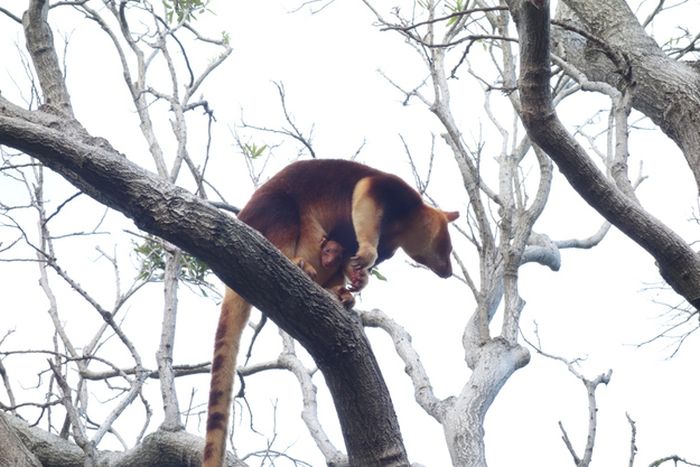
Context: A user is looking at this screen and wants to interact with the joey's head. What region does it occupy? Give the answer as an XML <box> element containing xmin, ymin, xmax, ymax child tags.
<box><xmin>320</xmin><ymin>239</ymin><xmax>344</xmax><ymax>269</ymax></box>
<box><xmin>402</xmin><ymin>206</ymin><xmax>459</xmax><ymax>278</ymax></box>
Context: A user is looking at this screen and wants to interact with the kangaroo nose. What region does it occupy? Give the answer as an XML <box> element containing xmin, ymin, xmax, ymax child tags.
<box><xmin>435</xmin><ymin>262</ymin><xmax>452</xmax><ymax>278</ymax></box>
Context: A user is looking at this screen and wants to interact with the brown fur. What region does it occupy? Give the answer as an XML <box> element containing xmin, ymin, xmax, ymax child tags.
<box><xmin>203</xmin><ymin>159</ymin><xmax>458</xmax><ymax>466</ymax></box>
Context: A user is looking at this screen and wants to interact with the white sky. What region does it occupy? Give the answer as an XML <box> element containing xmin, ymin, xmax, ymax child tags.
<box><xmin>1</xmin><ymin>1</ymin><xmax>699</xmax><ymax>466</ymax></box>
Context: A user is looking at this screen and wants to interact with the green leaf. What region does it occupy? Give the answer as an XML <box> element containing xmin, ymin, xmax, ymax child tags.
<box><xmin>445</xmin><ymin>0</ymin><xmax>464</xmax><ymax>26</ymax></box>
<box><xmin>243</xmin><ymin>142</ymin><xmax>268</xmax><ymax>159</ymax></box>
<box><xmin>370</xmin><ymin>268</ymin><xmax>388</xmax><ymax>282</ymax></box>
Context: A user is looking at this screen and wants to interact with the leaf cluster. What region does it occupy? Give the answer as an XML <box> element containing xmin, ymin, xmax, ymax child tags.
<box><xmin>134</xmin><ymin>237</ymin><xmax>210</xmax><ymax>286</ymax></box>
<box><xmin>162</xmin><ymin>0</ymin><xmax>210</xmax><ymax>24</ymax></box>
<box><xmin>242</xmin><ymin>142</ymin><xmax>268</xmax><ymax>160</ymax></box>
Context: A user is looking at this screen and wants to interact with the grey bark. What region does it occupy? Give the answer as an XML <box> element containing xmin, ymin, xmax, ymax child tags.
<box><xmin>158</xmin><ymin>250</ymin><xmax>184</xmax><ymax>432</ymax></box>
<box><xmin>4</xmin><ymin>410</ymin><xmax>217</xmax><ymax>467</ymax></box>
<box><xmin>443</xmin><ymin>339</ymin><xmax>530</xmax><ymax>466</ymax></box>
<box><xmin>554</xmin><ymin>0</ymin><xmax>700</xmax><ymax>191</ymax></box>
<box><xmin>508</xmin><ymin>0</ymin><xmax>700</xmax><ymax>310</ymax></box>
<box><xmin>0</xmin><ymin>411</ymin><xmax>42</xmax><ymax>467</ymax></box>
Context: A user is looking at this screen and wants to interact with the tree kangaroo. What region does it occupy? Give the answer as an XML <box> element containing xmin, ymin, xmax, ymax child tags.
<box><xmin>203</xmin><ymin>159</ymin><xmax>458</xmax><ymax>466</ymax></box>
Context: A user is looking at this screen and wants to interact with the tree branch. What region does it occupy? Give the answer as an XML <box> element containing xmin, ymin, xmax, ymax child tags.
<box><xmin>554</xmin><ymin>0</ymin><xmax>700</xmax><ymax>190</ymax></box>
<box><xmin>361</xmin><ymin>308</ymin><xmax>452</xmax><ymax>423</ymax></box>
<box><xmin>0</xmin><ymin>107</ymin><xmax>408</xmax><ymax>465</ymax></box>
<box><xmin>509</xmin><ymin>0</ymin><xmax>700</xmax><ymax>310</ymax></box>
<box><xmin>22</xmin><ymin>0</ymin><xmax>74</xmax><ymax>117</ymax></box>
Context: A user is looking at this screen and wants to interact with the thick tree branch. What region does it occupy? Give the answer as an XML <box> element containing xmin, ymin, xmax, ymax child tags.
<box><xmin>508</xmin><ymin>0</ymin><xmax>700</xmax><ymax>310</ymax></box>
<box><xmin>22</xmin><ymin>0</ymin><xmax>74</xmax><ymax>117</ymax></box>
<box><xmin>4</xmin><ymin>410</ymin><xmax>221</xmax><ymax>467</ymax></box>
<box><xmin>0</xmin><ymin>411</ymin><xmax>41</xmax><ymax>467</ymax></box>
<box><xmin>554</xmin><ymin>0</ymin><xmax>700</xmax><ymax>190</ymax></box>
<box><xmin>0</xmin><ymin>108</ymin><xmax>408</xmax><ymax>465</ymax></box>
<box><xmin>6</xmin><ymin>5</ymin><xmax>409</xmax><ymax>462</ymax></box>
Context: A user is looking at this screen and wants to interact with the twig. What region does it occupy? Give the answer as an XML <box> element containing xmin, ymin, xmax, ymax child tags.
<box><xmin>523</xmin><ymin>326</ymin><xmax>611</xmax><ymax>467</ymax></box>
<box><xmin>626</xmin><ymin>413</ymin><xmax>637</xmax><ymax>467</ymax></box>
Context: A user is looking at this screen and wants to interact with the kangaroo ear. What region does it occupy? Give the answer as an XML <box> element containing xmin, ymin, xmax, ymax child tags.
<box><xmin>443</xmin><ymin>210</ymin><xmax>460</xmax><ymax>222</ymax></box>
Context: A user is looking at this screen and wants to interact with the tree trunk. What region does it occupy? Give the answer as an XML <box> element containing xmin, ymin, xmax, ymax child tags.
<box><xmin>443</xmin><ymin>339</ymin><xmax>530</xmax><ymax>467</ymax></box>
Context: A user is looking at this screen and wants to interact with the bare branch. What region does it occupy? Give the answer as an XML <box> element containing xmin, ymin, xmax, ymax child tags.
<box><xmin>649</xmin><ymin>456</ymin><xmax>700</xmax><ymax>467</ymax></box>
<box><xmin>361</xmin><ymin>308</ymin><xmax>451</xmax><ymax>423</ymax></box>
<box><xmin>641</xmin><ymin>0</ymin><xmax>666</xmax><ymax>28</ymax></box>
<box><xmin>555</xmin><ymin>221</ymin><xmax>612</xmax><ymax>249</ymax></box>
<box><xmin>626</xmin><ymin>413</ymin><xmax>637</xmax><ymax>467</ymax></box>
<box><xmin>0</xmin><ymin>331</ymin><xmax>18</xmax><ymax>413</ymax></box>
<box><xmin>157</xmin><ymin>249</ymin><xmax>183</xmax><ymax>431</ymax></box>
<box><xmin>558</xmin><ymin>420</ymin><xmax>581</xmax><ymax>465</ymax></box>
<box><xmin>0</xmin><ymin>5</ymin><xmax>22</xmax><ymax>23</ymax></box>
<box><xmin>239</xmin><ymin>82</ymin><xmax>317</xmax><ymax>159</ymax></box>
<box><xmin>524</xmin><ymin>326</ymin><xmax>611</xmax><ymax>467</ymax></box>
<box><xmin>238</xmin><ymin>331</ymin><xmax>347</xmax><ymax>466</ymax></box>
<box><xmin>48</xmin><ymin>360</ymin><xmax>90</xmax><ymax>454</ymax></box>
<box><xmin>22</xmin><ymin>0</ymin><xmax>75</xmax><ymax>117</ymax></box>
<box><xmin>511</xmin><ymin>0</ymin><xmax>700</xmax><ymax>310</ymax></box>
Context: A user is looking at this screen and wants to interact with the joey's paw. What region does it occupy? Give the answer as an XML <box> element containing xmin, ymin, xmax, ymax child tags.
<box><xmin>293</xmin><ymin>257</ymin><xmax>318</xmax><ymax>280</ymax></box>
<box><xmin>303</xmin><ymin>263</ymin><xmax>319</xmax><ymax>280</ymax></box>
<box><xmin>330</xmin><ymin>285</ymin><xmax>355</xmax><ymax>309</ymax></box>
<box><xmin>339</xmin><ymin>288</ymin><xmax>356</xmax><ymax>309</ymax></box>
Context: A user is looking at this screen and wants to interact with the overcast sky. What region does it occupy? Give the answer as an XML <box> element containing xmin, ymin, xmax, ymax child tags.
<box><xmin>1</xmin><ymin>1</ymin><xmax>699</xmax><ymax>466</ymax></box>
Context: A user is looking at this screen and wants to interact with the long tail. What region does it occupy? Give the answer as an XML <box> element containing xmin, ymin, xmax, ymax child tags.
<box><xmin>203</xmin><ymin>288</ymin><xmax>251</xmax><ymax>467</ymax></box>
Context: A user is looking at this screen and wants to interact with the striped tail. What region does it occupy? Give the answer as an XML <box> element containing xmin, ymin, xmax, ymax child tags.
<box><xmin>202</xmin><ymin>288</ymin><xmax>251</xmax><ymax>467</ymax></box>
